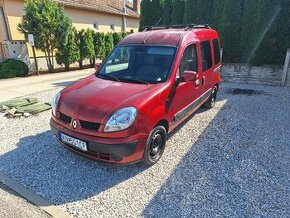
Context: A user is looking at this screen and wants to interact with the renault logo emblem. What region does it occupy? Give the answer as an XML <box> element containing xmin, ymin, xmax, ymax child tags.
<box><xmin>72</xmin><ymin>120</ymin><xmax>78</xmax><ymax>129</ymax></box>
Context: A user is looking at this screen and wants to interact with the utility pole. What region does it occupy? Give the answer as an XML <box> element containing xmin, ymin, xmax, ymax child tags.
<box><xmin>122</xmin><ymin>0</ymin><xmax>127</xmax><ymax>32</ymax></box>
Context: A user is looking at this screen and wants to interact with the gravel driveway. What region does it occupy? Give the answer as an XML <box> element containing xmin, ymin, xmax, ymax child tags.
<box><xmin>0</xmin><ymin>83</ymin><xmax>289</xmax><ymax>217</ymax></box>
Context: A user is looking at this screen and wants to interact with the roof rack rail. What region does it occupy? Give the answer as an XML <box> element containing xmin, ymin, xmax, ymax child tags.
<box><xmin>142</xmin><ymin>24</ymin><xmax>211</xmax><ymax>31</ymax></box>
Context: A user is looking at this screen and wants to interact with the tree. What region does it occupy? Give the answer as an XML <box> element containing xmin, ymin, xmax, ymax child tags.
<box><xmin>56</xmin><ymin>27</ymin><xmax>79</xmax><ymax>71</ymax></box>
<box><xmin>140</xmin><ymin>0</ymin><xmax>150</xmax><ymax>30</ymax></box>
<box><xmin>121</xmin><ymin>32</ymin><xmax>129</xmax><ymax>38</ymax></box>
<box><xmin>196</xmin><ymin>0</ymin><xmax>214</xmax><ymax>24</ymax></box>
<box><xmin>163</xmin><ymin>0</ymin><xmax>173</xmax><ymax>25</ymax></box>
<box><xmin>95</xmin><ymin>32</ymin><xmax>106</xmax><ymax>61</ymax></box>
<box><xmin>219</xmin><ymin>0</ymin><xmax>243</xmax><ymax>62</ymax></box>
<box><xmin>18</xmin><ymin>0</ymin><xmax>71</xmax><ymax>72</ymax></box>
<box><xmin>139</xmin><ymin>0</ymin><xmax>289</xmax><ymax>65</ymax></box>
<box><xmin>171</xmin><ymin>0</ymin><xmax>185</xmax><ymax>24</ymax></box>
<box><xmin>183</xmin><ymin>0</ymin><xmax>198</xmax><ymax>24</ymax></box>
<box><xmin>140</xmin><ymin>0</ymin><xmax>163</xmax><ymax>29</ymax></box>
<box><xmin>75</xmin><ymin>29</ymin><xmax>86</xmax><ymax>68</ymax></box>
<box><xmin>85</xmin><ymin>29</ymin><xmax>96</xmax><ymax>67</ymax></box>
<box><xmin>113</xmin><ymin>32</ymin><xmax>123</xmax><ymax>46</ymax></box>
<box><xmin>243</xmin><ymin>0</ymin><xmax>282</xmax><ymax>65</ymax></box>
<box><xmin>212</xmin><ymin>0</ymin><xmax>225</xmax><ymax>31</ymax></box>
<box><xmin>75</xmin><ymin>29</ymin><xmax>95</xmax><ymax>68</ymax></box>
<box><xmin>104</xmin><ymin>33</ymin><xmax>114</xmax><ymax>57</ymax></box>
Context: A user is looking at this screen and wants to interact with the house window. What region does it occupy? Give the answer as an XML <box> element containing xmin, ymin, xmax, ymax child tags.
<box><xmin>93</xmin><ymin>22</ymin><xmax>99</xmax><ymax>31</ymax></box>
<box><xmin>110</xmin><ymin>24</ymin><xmax>115</xmax><ymax>32</ymax></box>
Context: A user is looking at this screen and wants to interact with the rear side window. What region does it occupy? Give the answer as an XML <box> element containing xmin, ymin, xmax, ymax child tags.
<box><xmin>201</xmin><ymin>41</ymin><xmax>212</xmax><ymax>72</ymax></box>
<box><xmin>213</xmin><ymin>39</ymin><xmax>221</xmax><ymax>64</ymax></box>
<box><xmin>179</xmin><ymin>44</ymin><xmax>198</xmax><ymax>74</ymax></box>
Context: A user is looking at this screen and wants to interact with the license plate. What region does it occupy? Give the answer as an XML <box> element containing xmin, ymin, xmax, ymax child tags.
<box><xmin>59</xmin><ymin>133</ymin><xmax>87</xmax><ymax>151</ymax></box>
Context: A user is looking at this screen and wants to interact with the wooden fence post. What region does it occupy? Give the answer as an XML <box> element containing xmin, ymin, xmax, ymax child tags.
<box><xmin>281</xmin><ymin>48</ymin><xmax>290</xmax><ymax>86</ymax></box>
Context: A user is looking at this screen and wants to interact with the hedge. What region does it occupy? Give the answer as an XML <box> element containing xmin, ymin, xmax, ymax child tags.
<box><xmin>0</xmin><ymin>59</ymin><xmax>29</xmax><ymax>79</ymax></box>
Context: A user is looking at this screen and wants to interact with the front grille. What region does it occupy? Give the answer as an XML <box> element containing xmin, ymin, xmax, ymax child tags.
<box><xmin>80</xmin><ymin>120</ymin><xmax>100</xmax><ymax>131</ymax></box>
<box><xmin>59</xmin><ymin>113</ymin><xmax>72</xmax><ymax>124</ymax></box>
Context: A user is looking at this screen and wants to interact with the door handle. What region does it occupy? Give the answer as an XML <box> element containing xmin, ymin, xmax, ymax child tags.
<box><xmin>202</xmin><ymin>76</ymin><xmax>205</xmax><ymax>85</ymax></box>
<box><xmin>195</xmin><ymin>79</ymin><xmax>200</xmax><ymax>86</ymax></box>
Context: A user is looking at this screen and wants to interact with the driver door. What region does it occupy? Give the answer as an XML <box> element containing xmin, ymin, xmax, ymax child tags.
<box><xmin>169</xmin><ymin>43</ymin><xmax>202</xmax><ymax>124</ymax></box>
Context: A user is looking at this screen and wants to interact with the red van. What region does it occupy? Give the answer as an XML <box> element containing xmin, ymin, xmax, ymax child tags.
<box><xmin>50</xmin><ymin>24</ymin><xmax>222</xmax><ymax>166</ymax></box>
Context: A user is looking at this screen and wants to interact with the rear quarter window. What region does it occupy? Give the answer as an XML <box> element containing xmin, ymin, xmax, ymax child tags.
<box><xmin>201</xmin><ymin>41</ymin><xmax>213</xmax><ymax>72</ymax></box>
<box><xmin>213</xmin><ymin>39</ymin><xmax>221</xmax><ymax>64</ymax></box>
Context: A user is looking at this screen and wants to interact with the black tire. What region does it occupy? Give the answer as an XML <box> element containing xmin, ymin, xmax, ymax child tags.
<box><xmin>142</xmin><ymin>126</ymin><xmax>167</xmax><ymax>166</ymax></box>
<box><xmin>204</xmin><ymin>86</ymin><xmax>218</xmax><ymax>109</ymax></box>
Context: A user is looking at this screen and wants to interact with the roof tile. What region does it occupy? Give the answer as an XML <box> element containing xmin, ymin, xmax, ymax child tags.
<box><xmin>57</xmin><ymin>0</ymin><xmax>139</xmax><ymax>18</ymax></box>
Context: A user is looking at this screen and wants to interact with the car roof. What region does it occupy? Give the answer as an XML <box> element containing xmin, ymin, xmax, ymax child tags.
<box><xmin>119</xmin><ymin>28</ymin><xmax>219</xmax><ymax>46</ymax></box>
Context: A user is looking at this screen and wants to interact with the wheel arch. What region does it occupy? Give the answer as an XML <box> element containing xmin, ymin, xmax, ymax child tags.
<box><xmin>154</xmin><ymin>119</ymin><xmax>169</xmax><ymax>133</ymax></box>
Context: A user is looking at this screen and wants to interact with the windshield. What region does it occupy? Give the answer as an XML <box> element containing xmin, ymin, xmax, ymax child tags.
<box><xmin>97</xmin><ymin>46</ymin><xmax>176</xmax><ymax>84</ymax></box>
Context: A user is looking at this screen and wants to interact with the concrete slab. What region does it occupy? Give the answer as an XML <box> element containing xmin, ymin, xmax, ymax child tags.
<box><xmin>0</xmin><ymin>182</ymin><xmax>51</xmax><ymax>218</ymax></box>
<box><xmin>0</xmin><ymin>69</ymin><xmax>94</xmax><ymax>101</ymax></box>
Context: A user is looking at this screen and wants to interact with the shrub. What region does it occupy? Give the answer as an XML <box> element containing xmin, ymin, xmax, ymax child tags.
<box><xmin>94</xmin><ymin>32</ymin><xmax>106</xmax><ymax>61</ymax></box>
<box><xmin>0</xmin><ymin>59</ymin><xmax>29</xmax><ymax>79</ymax></box>
<box><xmin>56</xmin><ymin>27</ymin><xmax>79</xmax><ymax>71</ymax></box>
<box><xmin>112</xmin><ymin>32</ymin><xmax>123</xmax><ymax>46</ymax></box>
<box><xmin>104</xmin><ymin>32</ymin><xmax>114</xmax><ymax>57</ymax></box>
<box><xmin>85</xmin><ymin>29</ymin><xmax>96</xmax><ymax>67</ymax></box>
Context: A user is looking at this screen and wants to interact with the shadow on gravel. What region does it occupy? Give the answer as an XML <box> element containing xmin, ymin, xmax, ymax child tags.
<box><xmin>1</xmin><ymin>84</ymin><xmax>289</xmax><ymax>215</ymax></box>
<box><xmin>0</xmin><ymin>130</ymin><xmax>147</xmax><ymax>204</ymax></box>
<box><xmin>0</xmin><ymin>96</ymin><xmax>229</xmax><ymax>206</ymax></box>
<box><xmin>143</xmin><ymin>88</ymin><xmax>290</xmax><ymax>217</ymax></box>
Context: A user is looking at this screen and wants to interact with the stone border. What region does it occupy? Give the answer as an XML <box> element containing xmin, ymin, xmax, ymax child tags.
<box><xmin>0</xmin><ymin>171</ymin><xmax>72</xmax><ymax>218</ymax></box>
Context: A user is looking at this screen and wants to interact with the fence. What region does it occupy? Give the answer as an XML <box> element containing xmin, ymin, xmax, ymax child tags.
<box><xmin>221</xmin><ymin>49</ymin><xmax>290</xmax><ymax>87</ymax></box>
<box><xmin>0</xmin><ymin>42</ymin><xmax>9</xmax><ymax>62</ymax></box>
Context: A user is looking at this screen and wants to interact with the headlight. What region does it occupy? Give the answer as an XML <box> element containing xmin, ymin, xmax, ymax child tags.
<box><xmin>52</xmin><ymin>92</ymin><xmax>61</xmax><ymax>116</ymax></box>
<box><xmin>104</xmin><ymin>107</ymin><xmax>137</xmax><ymax>132</ymax></box>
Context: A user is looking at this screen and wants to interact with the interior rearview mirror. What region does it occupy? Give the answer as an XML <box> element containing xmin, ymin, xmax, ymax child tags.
<box><xmin>95</xmin><ymin>63</ymin><xmax>101</xmax><ymax>72</ymax></box>
<box><xmin>181</xmin><ymin>71</ymin><xmax>197</xmax><ymax>82</ymax></box>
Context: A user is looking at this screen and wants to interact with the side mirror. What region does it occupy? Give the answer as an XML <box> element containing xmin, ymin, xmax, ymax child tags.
<box><xmin>95</xmin><ymin>63</ymin><xmax>101</xmax><ymax>72</ymax></box>
<box><xmin>181</xmin><ymin>71</ymin><xmax>197</xmax><ymax>82</ymax></box>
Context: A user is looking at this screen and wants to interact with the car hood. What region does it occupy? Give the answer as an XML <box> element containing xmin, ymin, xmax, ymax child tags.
<box><xmin>59</xmin><ymin>75</ymin><xmax>160</xmax><ymax>123</ymax></box>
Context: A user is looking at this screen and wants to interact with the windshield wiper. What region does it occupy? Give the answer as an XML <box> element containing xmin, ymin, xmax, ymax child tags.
<box><xmin>118</xmin><ymin>77</ymin><xmax>150</xmax><ymax>84</ymax></box>
<box><xmin>97</xmin><ymin>74</ymin><xmax>120</xmax><ymax>82</ymax></box>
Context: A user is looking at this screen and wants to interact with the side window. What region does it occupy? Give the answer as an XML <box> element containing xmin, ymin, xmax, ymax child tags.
<box><xmin>213</xmin><ymin>39</ymin><xmax>221</xmax><ymax>64</ymax></box>
<box><xmin>201</xmin><ymin>41</ymin><xmax>213</xmax><ymax>72</ymax></box>
<box><xmin>178</xmin><ymin>44</ymin><xmax>198</xmax><ymax>77</ymax></box>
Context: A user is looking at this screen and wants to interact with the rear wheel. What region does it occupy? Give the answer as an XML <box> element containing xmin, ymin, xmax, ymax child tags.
<box><xmin>204</xmin><ymin>86</ymin><xmax>218</xmax><ymax>109</ymax></box>
<box><xmin>142</xmin><ymin>126</ymin><xmax>167</xmax><ymax>166</ymax></box>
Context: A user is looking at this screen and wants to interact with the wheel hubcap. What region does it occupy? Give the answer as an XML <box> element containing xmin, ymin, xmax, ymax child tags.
<box><xmin>211</xmin><ymin>89</ymin><xmax>216</xmax><ymax>106</ymax></box>
<box><xmin>149</xmin><ymin>131</ymin><xmax>164</xmax><ymax>158</ymax></box>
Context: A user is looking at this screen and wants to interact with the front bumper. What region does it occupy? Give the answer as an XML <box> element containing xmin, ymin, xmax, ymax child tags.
<box><xmin>50</xmin><ymin>119</ymin><xmax>148</xmax><ymax>164</ymax></box>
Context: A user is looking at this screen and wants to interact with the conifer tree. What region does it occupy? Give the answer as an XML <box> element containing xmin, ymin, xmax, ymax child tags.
<box><xmin>171</xmin><ymin>0</ymin><xmax>185</xmax><ymax>24</ymax></box>
<box><xmin>85</xmin><ymin>29</ymin><xmax>96</xmax><ymax>67</ymax></box>
<box><xmin>183</xmin><ymin>0</ymin><xmax>198</xmax><ymax>24</ymax></box>
<box><xmin>163</xmin><ymin>0</ymin><xmax>173</xmax><ymax>25</ymax></box>
<box><xmin>195</xmin><ymin>0</ymin><xmax>214</xmax><ymax>24</ymax></box>
<box><xmin>219</xmin><ymin>0</ymin><xmax>243</xmax><ymax>62</ymax></box>
<box><xmin>56</xmin><ymin>27</ymin><xmax>79</xmax><ymax>71</ymax></box>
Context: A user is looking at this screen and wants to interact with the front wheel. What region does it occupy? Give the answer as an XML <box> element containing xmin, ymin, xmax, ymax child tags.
<box><xmin>204</xmin><ymin>86</ymin><xmax>218</xmax><ymax>109</ymax></box>
<box><xmin>142</xmin><ymin>126</ymin><xmax>167</xmax><ymax>166</ymax></box>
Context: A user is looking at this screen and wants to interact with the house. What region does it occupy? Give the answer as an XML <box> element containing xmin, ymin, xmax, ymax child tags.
<box><xmin>0</xmin><ymin>0</ymin><xmax>140</xmax><ymax>68</ymax></box>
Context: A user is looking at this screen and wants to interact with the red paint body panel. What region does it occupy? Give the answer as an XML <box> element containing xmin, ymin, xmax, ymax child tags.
<box><xmin>51</xmin><ymin>28</ymin><xmax>222</xmax><ymax>164</ymax></box>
